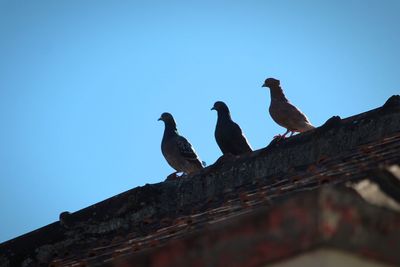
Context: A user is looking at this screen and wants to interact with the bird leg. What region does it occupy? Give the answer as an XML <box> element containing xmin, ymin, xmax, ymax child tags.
<box><xmin>176</xmin><ymin>172</ymin><xmax>187</xmax><ymax>177</ymax></box>
<box><xmin>273</xmin><ymin>129</ymin><xmax>290</xmax><ymax>140</ymax></box>
<box><xmin>166</xmin><ymin>172</ymin><xmax>180</xmax><ymax>181</ymax></box>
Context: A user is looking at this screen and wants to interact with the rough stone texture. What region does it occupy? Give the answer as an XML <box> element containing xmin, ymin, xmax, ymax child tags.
<box><xmin>0</xmin><ymin>95</ymin><xmax>399</xmax><ymax>267</ymax></box>
<box><xmin>106</xmin><ymin>186</ymin><xmax>400</xmax><ymax>267</ymax></box>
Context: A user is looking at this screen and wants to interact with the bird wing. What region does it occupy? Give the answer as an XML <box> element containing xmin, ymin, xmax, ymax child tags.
<box><xmin>271</xmin><ymin>101</ymin><xmax>313</xmax><ymax>130</ymax></box>
<box><xmin>285</xmin><ymin>102</ymin><xmax>311</xmax><ymax>123</ymax></box>
<box><xmin>216</xmin><ymin>120</ymin><xmax>252</xmax><ymax>155</ymax></box>
<box><xmin>230</xmin><ymin>122</ymin><xmax>252</xmax><ymax>152</ymax></box>
<box><xmin>176</xmin><ymin>135</ymin><xmax>201</xmax><ymax>162</ymax></box>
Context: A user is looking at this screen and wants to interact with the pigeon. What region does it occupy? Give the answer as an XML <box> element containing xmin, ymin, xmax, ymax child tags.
<box><xmin>158</xmin><ymin>112</ymin><xmax>204</xmax><ymax>174</ymax></box>
<box><xmin>262</xmin><ymin>78</ymin><xmax>315</xmax><ymax>138</ymax></box>
<box><xmin>211</xmin><ymin>101</ymin><xmax>252</xmax><ymax>155</ymax></box>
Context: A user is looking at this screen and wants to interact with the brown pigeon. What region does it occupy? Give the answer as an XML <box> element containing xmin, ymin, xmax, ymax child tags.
<box><xmin>158</xmin><ymin>112</ymin><xmax>204</xmax><ymax>174</ymax></box>
<box><xmin>211</xmin><ymin>101</ymin><xmax>252</xmax><ymax>155</ymax></box>
<box><xmin>262</xmin><ymin>78</ymin><xmax>314</xmax><ymax>138</ymax></box>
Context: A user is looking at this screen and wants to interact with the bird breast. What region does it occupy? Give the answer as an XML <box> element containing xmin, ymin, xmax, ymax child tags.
<box><xmin>269</xmin><ymin>100</ymin><xmax>291</xmax><ymax>128</ymax></box>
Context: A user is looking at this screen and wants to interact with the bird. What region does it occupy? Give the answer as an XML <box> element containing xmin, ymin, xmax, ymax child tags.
<box><xmin>158</xmin><ymin>112</ymin><xmax>204</xmax><ymax>175</ymax></box>
<box><xmin>262</xmin><ymin>78</ymin><xmax>315</xmax><ymax>138</ymax></box>
<box><xmin>211</xmin><ymin>101</ymin><xmax>252</xmax><ymax>155</ymax></box>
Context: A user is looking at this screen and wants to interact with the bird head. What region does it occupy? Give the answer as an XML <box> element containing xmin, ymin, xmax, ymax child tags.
<box><xmin>158</xmin><ymin>112</ymin><xmax>177</xmax><ymax>129</ymax></box>
<box><xmin>211</xmin><ymin>101</ymin><xmax>230</xmax><ymax>113</ymax></box>
<box><xmin>262</xmin><ymin>78</ymin><xmax>280</xmax><ymax>88</ymax></box>
<box><xmin>158</xmin><ymin>112</ymin><xmax>174</xmax><ymax>123</ymax></box>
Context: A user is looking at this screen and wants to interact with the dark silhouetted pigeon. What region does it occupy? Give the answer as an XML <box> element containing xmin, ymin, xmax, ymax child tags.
<box><xmin>211</xmin><ymin>101</ymin><xmax>252</xmax><ymax>155</ymax></box>
<box><xmin>262</xmin><ymin>78</ymin><xmax>315</xmax><ymax>138</ymax></box>
<box><xmin>158</xmin><ymin>112</ymin><xmax>204</xmax><ymax>174</ymax></box>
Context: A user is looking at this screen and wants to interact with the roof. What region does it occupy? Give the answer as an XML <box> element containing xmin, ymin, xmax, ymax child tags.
<box><xmin>0</xmin><ymin>95</ymin><xmax>399</xmax><ymax>267</ymax></box>
<box><xmin>102</xmin><ymin>186</ymin><xmax>400</xmax><ymax>267</ymax></box>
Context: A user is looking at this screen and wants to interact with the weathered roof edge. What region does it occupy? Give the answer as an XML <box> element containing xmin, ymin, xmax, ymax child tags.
<box><xmin>105</xmin><ymin>186</ymin><xmax>400</xmax><ymax>267</ymax></box>
<box><xmin>0</xmin><ymin>95</ymin><xmax>399</xmax><ymax>266</ymax></box>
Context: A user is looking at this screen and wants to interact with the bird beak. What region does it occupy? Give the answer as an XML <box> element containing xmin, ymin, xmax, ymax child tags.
<box><xmin>211</xmin><ymin>107</ymin><xmax>216</xmax><ymax>111</ymax></box>
<box><xmin>157</xmin><ymin>117</ymin><xmax>162</xmax><ymax>121</ymax></box>
<box><xmin>262</xmin><ymin>83</ymin><xmax>266</xmax><ymax>87</ymax></box>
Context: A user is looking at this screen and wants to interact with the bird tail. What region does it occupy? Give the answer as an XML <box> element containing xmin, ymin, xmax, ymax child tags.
<box><xmin>298</xmin><ymin>121</ymin><xmax>315</xmax><ymax>132</ymax></box>
<box><xmin>303</xmin><ymin>122</ymin><xmax>315</xmax><ymax>131</ymax></box>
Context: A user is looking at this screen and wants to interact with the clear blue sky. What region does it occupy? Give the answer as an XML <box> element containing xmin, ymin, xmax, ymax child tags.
<box><xmin>0</xmin><ymin>0</ymin><xmax>399</xmax><ymax>242</ymax></box>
